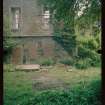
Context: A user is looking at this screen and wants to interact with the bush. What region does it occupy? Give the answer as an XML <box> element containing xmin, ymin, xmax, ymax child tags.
<box><xmin>86</xmin><ymin>50</ymin><xmax>101</xmax><ymax>67</ymax></box>
<box><xmin>38</xmin><ymin>58</ymin><xmax>55</xmax><ymax>66</ymax></box>
<box><xmin>3</xmin><ymin>15</ymin><xmax>16</xmax><ymax>63</ymax></box>
<box><xmin>78</xmin><ymin>44</ymin><xmax>101</xmax><ymax>67</ymax></box>
<box><xmin>77</xmin><ymin>34</ymin><xmax>101</xmax><ymax>68</ymax></box>
<box><xmin>75</xmin><ymin>58</ymin><xmax>91</xmax><ymax>69</ymax></box>
<box><xmin>4</xmin><ymin>64</ymin><xmax>15</xmax><ymax>72</ymax></box>
<box><xmin>90</xmin><ymin>55</ymin><xmax>101</xmax><ymax>67</ymax></box>
<box><xmin>78</xmin><ymin>45</ymin><xmax>90</xmax><ymax>58</ymax></box>
<box><xmin>59</xmin><ymin>57</ymin><xmax>74</xmax><ymax>66</ymax></box>
<box><xmin>20</xmin><ymin>79</ymin><xmax>101</xmax><ymax>105</ymax></box>
<box><xmin>77</xmin><ymin>35</ymin><xmax>99</xmax><ymax>50</ymax></box>
<box><xmin>87</xmin><ymin>39</ymin><xmax>99</xmax><ymax>50</ymax></box>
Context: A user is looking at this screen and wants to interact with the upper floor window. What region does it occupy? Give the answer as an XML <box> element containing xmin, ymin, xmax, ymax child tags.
<box><xmin>11</xmin><ymin>7</ymin><xmax>21</xmax><ymax>31</ymax></box>
<box><xmin>42</xmin><ymin>7</ymin><xmax>50</xmax><ymax>30</ymax></box>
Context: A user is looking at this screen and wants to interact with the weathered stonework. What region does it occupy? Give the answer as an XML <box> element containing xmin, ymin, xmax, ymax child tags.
<box><xmin>3</xmin><ymin>0</ymin><xmax>69</xmax><ymax>64</ymax></box>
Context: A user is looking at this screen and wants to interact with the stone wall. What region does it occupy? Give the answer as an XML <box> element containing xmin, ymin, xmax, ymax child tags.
<box><xmin>11</xmin><ymin>36</ymin><xmax>69</xmax><ymax>64</ymax></box>
<box><xmin>3</xmin><ymin>0</ymin><xmax>69</xmax><ymax>64</ymax></box>
<box><xmin>3</xmin><ymin>0</ymin><xmax>53</xmax><ymax>36</ymax></box>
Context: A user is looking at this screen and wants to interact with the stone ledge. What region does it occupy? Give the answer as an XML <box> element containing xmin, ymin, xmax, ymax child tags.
<box><xmin>5</xmin><ymin>34</ymin><xmax>54</xmax><ymax>38</ymax></box>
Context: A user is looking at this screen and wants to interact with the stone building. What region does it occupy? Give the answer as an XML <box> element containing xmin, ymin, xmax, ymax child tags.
<box><xmin>3</xmin><ymin>0</ymin><xmax>68</xmax><ymax>64</ymax></box>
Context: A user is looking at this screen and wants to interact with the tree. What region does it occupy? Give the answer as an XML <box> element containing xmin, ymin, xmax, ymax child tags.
<box><xmin>39</xmin><ymin>0</ymin><xmax>77</xmax><ymax>56</ymax></box>
<box><xmin>39</xmin><ymin>0</ymin><xmax>101</xmax><ymax>67</ymax></box>
<box><xmin>75</xmin><ymin>0</ymin><xmax>101</xmax><ymax>35</ymax></box>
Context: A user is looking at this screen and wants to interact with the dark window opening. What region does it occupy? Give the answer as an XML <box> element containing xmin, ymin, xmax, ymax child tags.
<box><xmin>23</xmin><ymin>49</ymin><xmax>29</xmax><ymax>64</ymax></box>
<box><xmin>11</xmin><ymin>7</ymin><xmax>21</xmax><ymax>31</ymax></box>
<box><xmin>37</xmin><ymin>41</ymin><xmax>44</xmax><ymax>56</ymax></box>
<box><xmin>42</xmin><ymin>6</ymin><xmax>50</xmax><ymax>29</ymax></box>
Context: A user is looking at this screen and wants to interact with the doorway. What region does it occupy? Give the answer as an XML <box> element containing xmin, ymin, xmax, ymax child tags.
<box><xmin>23</xmin><ymin>49</ymin><xmax>29</xmax><ymax>64</ymax></box>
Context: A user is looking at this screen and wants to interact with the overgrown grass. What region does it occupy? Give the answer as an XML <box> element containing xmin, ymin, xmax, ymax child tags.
<box><xmin>4</xmin><ymin>65</ymin><xmax>101</xmax><ymax>105</ymax></box>
<box><xmin>22</xmin><ymin>79</ymin><xmax>101</xmax><ymax>105</ymax></box>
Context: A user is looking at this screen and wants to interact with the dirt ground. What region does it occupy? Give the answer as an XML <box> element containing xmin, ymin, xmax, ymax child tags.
<box><xmin>4</xmin><ymin>65</ymin><xmax>101</xmax><ymax>91</ymax></box>
<box><xmin>32</xmin><ymin>71</ymin><xmax>70</xmax><ymax>90</ymax></box>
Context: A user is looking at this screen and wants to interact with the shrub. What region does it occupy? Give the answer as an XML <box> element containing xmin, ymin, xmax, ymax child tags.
<box><xmin>3</xmin><ymin>15</ymin><xmax>16</xmax><ymax>63</ymax></box>
<box><xmin>77</xmin><ymin>35</ymin><xmax>99</xmax><ymax>50</ymax></box>
<box><xmin>78</xmin><ymin>44</ymin><xmax>101</xmax><ymax>67</ymax></box>
<box><xmin>20</xmin><ymin>79</ymin><xmax>101</xmax><ymax>105</ymax></box>
<box><xmin>85</xmin><ymin>50</ymin><xmax>101</xmax><ymax>67</ymax></box>
<box><xmin>75</xmin><ymin>58</ymin><xmax>91</xmax><ymax>69</ymax></box>
<box><xmin>90</xmin><ymin>55</ymin><xmax>101</xmax><ymax>67</ymax></box>
<box><xmin>4</xmin><ymin>64</ymin><xmax>15</xmax><ymax>72</ymax></box>
<box><xmin>87</xmin><ymin>39</ymin><xmax>98</xmax><ymax>50</ymax></box>
<box><xmin>38</xmin><ymin>58</ymin><xmax>55</xmax><ymax>66</ymax></box>
<box><xmin>59</xmin><ymin>57</ymin><xmax>74</xmax><ymax>66</ymax></box>
<box><xmin>78</xmin><ymin>45</ymin><xmax>90</xmax><ymax>59</ymax></box>
<box><xmin>78</xmin><ymin>45</ymin><xmax>99</xmax><ymax>58</ymax></box>
<box><xmin>77</xmin><ymin>34</ymin><xmax>101</xmax><ymax>68</ymax></box>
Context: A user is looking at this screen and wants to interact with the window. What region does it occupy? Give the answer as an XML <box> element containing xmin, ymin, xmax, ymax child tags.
<box><xmin>37</xmin><ymin>41</ymin><xmax>42</xmax><ymax>48</ymax></box>
<box><xmin>23</xmin><ymin>49</ymin><xmax>29</xmax><ymax>64</ymax></box>
<box><xmin>37</xmin><ymin>41</ymin><xmax>44</xmax><ymax>56</ymax></box>
<box><xmin>11</xmin><ymin>7</ymin><xmax>21</xmax><ymax>31</ymax></box>
<box><xmin>42</xmin><ymin>7</ymin><xmax>50</xmax><ymax>29</ymax></box>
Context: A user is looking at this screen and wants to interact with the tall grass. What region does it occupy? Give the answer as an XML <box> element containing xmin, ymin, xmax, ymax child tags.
<box><xmin>4</xmin><ymin>65</ymin><xmax>101</xmax><ymax>105</ymax></box>
<box><xmin>21</xmin><ymin>79</ymin><xmax>101</xmax><ymax>105</ymax></box>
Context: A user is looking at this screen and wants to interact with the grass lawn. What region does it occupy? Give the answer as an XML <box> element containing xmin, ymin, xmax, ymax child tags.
<box><xmin>4</xmin><ymin>65</ymin><xmax>101</xmax><ymax>105</ymax></box>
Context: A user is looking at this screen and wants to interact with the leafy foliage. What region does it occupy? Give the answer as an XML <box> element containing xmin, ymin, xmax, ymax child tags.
<box><xmin>20</xmin><ymin>79</ymin><xmax>101</xmax><ymax>105</ymax></box>
<box><xmin>39</xmin><ymin>0</ymin><xmax>101</xmax><ymax>64</ymax></box>
<box><xmin>39</xmin><ymin>0</ymin><xmax>77</xmax><ymax>56</ymax></box>
<box><xmin>4</xmin><ymin>64</ymin><xmax>15</xmax><ymax>72</ymax></box>
<box><xmin>4</xmin><ymin>65</ymin><xmax>101</xmax><ymax>105</ymax></box>
<box><xmin>75</xmin><ymin>58</ymin><xmax>91</xmax><ymax>69</ymax></box>
<box><xmin>77</xmin><ymin>35</ymin><xmax>101</xmax><ymax>68</ymax></box>
<box><xmin>38</xmin><ymin>58</ymin><xmax>55</xmax><ymax>66</ymax></box>
<box><xmin>3</xmin><ymin>15</ymin><xmax>16</xmax><ymax>62</ymax></box>
<box><xmin>59</xmin><ymin>57</ymin><xmax>74</xmax><ymax>66</ymax></box>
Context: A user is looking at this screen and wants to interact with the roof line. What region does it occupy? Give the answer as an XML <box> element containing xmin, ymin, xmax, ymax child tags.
<box><xmin>6</xmin><ymin>35</ymin><xmax>54</xmax><ymax>38</ymax></box>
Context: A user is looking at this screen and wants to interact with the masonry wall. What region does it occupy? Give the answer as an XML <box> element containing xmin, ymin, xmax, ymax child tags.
<box><xmin>3</xmin><ymin>0</ymin><xmax>53</xmax><ymax>36</ymax></box>
<box><xmin>11</xmin><ymin>36</ymin><xmax>69</xmax><ymax>64</ymax></box>
<box><xmin>3</xmin><ymin>0</ymin><xmax>69</xmax><ymax>64</ymax></box>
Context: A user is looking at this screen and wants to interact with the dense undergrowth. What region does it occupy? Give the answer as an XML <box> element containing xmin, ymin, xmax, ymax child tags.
<box><xmin>4</xmin><ymin>79</ymin><xmax>101</xmax><ymax>105</ymax></box>
<box><xmin>18</xmin><ymin>79</ymin><xmax>100</xmax><ymax>105</ymax></box>
<box><xmin>4</xmin><ymin>65</ymin><xmax>101</xmax><ymax>105</ymax></box>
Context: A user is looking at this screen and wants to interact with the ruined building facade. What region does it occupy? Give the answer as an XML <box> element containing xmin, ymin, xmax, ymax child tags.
<box><xmin>3</xmin><ymin>0</ymin><xmax>68</xmax><ymax>64</ymax></box>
